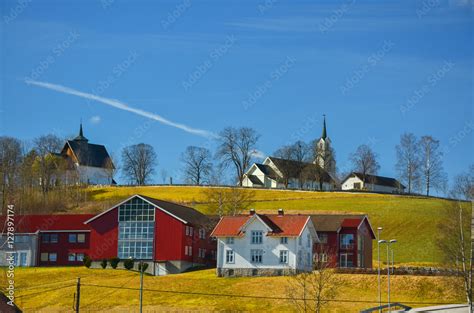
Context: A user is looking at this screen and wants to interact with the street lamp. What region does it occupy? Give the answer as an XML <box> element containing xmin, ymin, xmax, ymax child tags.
<box><xmin>379</xmin><ymin>239</ymin><xmax>397</xmax><ymax>312</ymax></box>
<box><xmin>377</xmin><ymin>227</ymin><xmax>383</xmax><ymax>312</ymax></box>
<box><xmin>130</xmin><ymin>257</ymin><xmax>144</xmax><ymax>313</ymax></box>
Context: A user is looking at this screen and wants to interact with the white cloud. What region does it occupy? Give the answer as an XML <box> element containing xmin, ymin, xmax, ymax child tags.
<box><xmin>90</xmin><ymin>115</ymin><xmax>101</xmax><ymax>124</ymax></box>
<box><xmin>251</xmin><ymin>149</ymin><xmax>266</xmax><ymax>160</ymax></box>
<box><xmin>25</xmin><ymin>79</ymin><xmax>218</xmax><ymax>139</ymax></box>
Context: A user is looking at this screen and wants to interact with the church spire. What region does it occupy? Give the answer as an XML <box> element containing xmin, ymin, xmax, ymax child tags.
<box><xmin>321</xmin><ymin>114</ymin><xmax>327</xmax><ymax>139</ymax></box>
<box><xmin>74</xmin><ymin>122</ymin><xmax>89</xmax><ymax>142</ymax></box>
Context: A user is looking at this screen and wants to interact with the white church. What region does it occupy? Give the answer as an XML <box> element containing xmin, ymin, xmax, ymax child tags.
<box><xmin>242</xmin><ymin>116</ymin><xmax>337</xmax><ymax>191</ymax></box>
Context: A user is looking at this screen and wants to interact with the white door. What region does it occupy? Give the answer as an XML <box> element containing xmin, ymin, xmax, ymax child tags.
<box><xmin>20</xmin><ymin>252</ymin><xmax>28</xmax><ymax>266</ymax></box>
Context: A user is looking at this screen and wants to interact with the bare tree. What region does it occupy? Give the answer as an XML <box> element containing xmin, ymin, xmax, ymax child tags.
<box><xmin>349</xmin><ymin>144</ymin><xmax>380</xmax><ymax>184</ymax></box>
<box><xmin>395</xmin><ymin>133</ymin><xmax>421</xmax><ymax>194</ymax></box>
<box><xmin>216</xmin><ymin>127</ymin><xmax>260</xmax><ymax>186</ymax></box>
<box><xmin>287</xmin><ymin>256</ymin><xmax>340</xmax><ymax>313</ymax></box>
<box><xmin>181</xmin><ymin>146</ymin><xmax>212</xmax><ymax>185</ymax></box>
<box><xmin>121</xmin><ymin>143</ymin><xmax>157</xmax><ymax>185</ymax></box>
<box><xmin>451</xmin><ymin>164</ymin><xmax>473</xmax><ymax>201</ymax></box>
<box><xmin>160</xmin><ymin>169</ymin><xmax>168</xmax><ymax>184</ymax></box>
<box><xmin>274</xmin><ymin>145</ymin><xmax>296</xmax><ymax>188</ymax></box>
<box><xmin>0</xmin><ymin>137</ymin><xmax>23</xmax><ymax>210</ymax></box>
<box><xmin>202</xmin><ymin>187</ymin><xmax>255</xmax><ymax>217</ymax></box>
<box><xmin>33</xmin><ymin>134</ymin><xmax>63</xmax><ymax>194</ymax></box>
<box><xmin>103</xmin><ymin>154</ymin><xmax>117</xmax><ymax>185</ymax></box>
<box><xmin>418</xmin><ymin>136</ymin><xmax>446</xmax><ymax>196</ymax></box>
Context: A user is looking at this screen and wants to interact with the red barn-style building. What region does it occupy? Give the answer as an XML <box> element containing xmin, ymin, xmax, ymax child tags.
<box><xmin>84</xmin><ymin>194</ymin><xmax>217</xmax><ymax>275</ymax></box>
<box><xmin>311</xmin><ymin>214</ymin><xmax>375</xmax><ymax>268</ymax></box>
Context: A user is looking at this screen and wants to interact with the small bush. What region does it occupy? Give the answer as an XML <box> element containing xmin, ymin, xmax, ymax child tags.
<box><xmin>124</xmin><ymin>258</ymin><xmax>134</xmax><ymax>270</ymax></box>
<box><xmin>110</xmin><ymin>257</ymin><xmax>120</xmax><ymax>269</ymax></box>
<box><xmin>100</xmin><ymin>259</ymin><xmax>107</xmax><ymax>269</ymax></box>
<box><xmin>83</xmin><ymin>255</ymin><xmax>92</xmax><ymax>268</ymax></box>
<box><xmin>138</xmin><ymin>262</ymin><xmax>149</xmax><ymax>273</ymax></box>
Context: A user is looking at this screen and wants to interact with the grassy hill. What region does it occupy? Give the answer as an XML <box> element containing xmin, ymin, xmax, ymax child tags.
<box><xmin>77</xmin><ymin>186</ymin><xmax>466</xmax><ymax>265</ymax></box>
<box><xmin>11</xmin><ymin>267</ymin><xmax>463</xmax><ymax>312</ymax></box>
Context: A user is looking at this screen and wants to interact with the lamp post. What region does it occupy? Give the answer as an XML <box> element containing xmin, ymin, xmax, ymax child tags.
<box><xmin>377</xmin><ymin>227</ymin><xmax>383</xmax><ymax>312</ymax></box>
<box><xmin>139</xmin><ymin>260</ymin><xmax>144</xmax><ymax>313</ymax></box>
<box><xmin>379</xmin><ymin>239</ymin><xmax>397</xmax><ymax>312</ymax></box>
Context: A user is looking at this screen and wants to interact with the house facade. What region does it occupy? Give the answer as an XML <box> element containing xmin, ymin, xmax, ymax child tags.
<box><xmin>341</xmin><ymin>172</ymin><xmax>405</xmax><ymax>193</ymax></box>
<box><xmin>311</xmin><ymin>214</ymin><xmax>375</xmax><ymax>268</ymax></box>
<box><xmin>0</xmin><ymin>214</ymin><xmax>94</xmax><ymax>267</ymax></box>
<box><xmin>59</xmin><ymin>124</ymin><xmax>115</xmax><ymax>185</ymax></box>
<box><xmin>84</xmin><ymin>194</ymin><xmax>217</xmax><ymax>275</ymax></box>
<box><xmin>211</xmin><ymin>209</ymin><xmax>318</xmax><ymax>277</ymax></box>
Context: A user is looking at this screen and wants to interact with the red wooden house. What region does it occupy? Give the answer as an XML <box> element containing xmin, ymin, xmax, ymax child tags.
<box><xmin>310</xmin><ymin>214</ymin><xmax>375</xmax><ymax>268</ymax></box>
<box><xmin>84</xmin><ymin>194</ymin><xmax>217</xmax><ymax>275</ymax></box>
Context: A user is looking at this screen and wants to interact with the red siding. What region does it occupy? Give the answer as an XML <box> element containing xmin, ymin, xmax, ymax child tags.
<box><xmin>154</xmin><ymin>209</ymin><xmax>185</xmax><ymax>261</ymax></box>
<box><xmin>38</xmin><ymin>232</ymin><xmax>90</xmax><ymax>266</ymax></box>
<box><xmin>88</xmin><ymin>209</ymin><xmax>118</xmax><ymax>260</ymax></box>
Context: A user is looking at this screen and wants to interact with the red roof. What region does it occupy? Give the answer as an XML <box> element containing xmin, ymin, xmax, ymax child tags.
<box><xmin>0</xmin><ymin>214</ymin><xmax>94</xmax><ymax>233</ymax></box>
<box><xmin>210</xmin><ymin>214</ymin><xmax>310</xmax><ymax>237</ymax></box>
<box><xmin>341</xmin><ymin>218</ymin><xmax>363</xmax><ymax>228</ymax></box>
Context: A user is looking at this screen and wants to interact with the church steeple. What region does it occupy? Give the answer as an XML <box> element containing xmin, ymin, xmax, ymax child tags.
<box><xmin>74</xmin><ymin>122</ymin><xmax>89</xmax><ymax>142</ymax></box>
<box><xmin>321</xmin><ymin>114</ymin><xmax>327</xmax><ymax>139</ymax></box>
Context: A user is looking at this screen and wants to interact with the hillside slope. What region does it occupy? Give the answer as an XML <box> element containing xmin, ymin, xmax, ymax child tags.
<box><xmin>80</xmin><ymin>186</ymin><xmax>464</xmax><ymax>265</ymax></box>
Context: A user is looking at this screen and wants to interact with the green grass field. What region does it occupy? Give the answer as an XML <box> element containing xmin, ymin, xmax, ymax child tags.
<box><xmin>80</xmin><ymin>186</ymin><xmax>465</xmax><ymax>265</ymax></box>
<box><xmin>9</xmin><ymin>267</ymin><xmax>464</xmax><ymax>312</ymax></box>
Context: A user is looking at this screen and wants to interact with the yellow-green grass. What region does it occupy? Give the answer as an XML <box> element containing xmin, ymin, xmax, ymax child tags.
<box><xmin>9</xmin><ymin>267</ymin><xmax>464</xmax><ymax>312</ymax></box>
<box><xmin>82</xmin><ymin>186</ymin><xmax>467</xmax><ymax>265</ymax></box>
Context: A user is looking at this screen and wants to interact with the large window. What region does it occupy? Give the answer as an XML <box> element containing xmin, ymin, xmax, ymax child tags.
<box><xmin>251</xmin><ymin>231</ymin><xmax>263</xmax><ymax>244</ymax></box>
<box><xmin>340</xmin><ymin>234</ymin><xmax>355</xmax><ymax>250</ymax></box>
<box><xmin>118</xmin><ymin>197</ymin><xmax>155</xmax><ymax>260</ymax></box>
<box><xmin>279</xmin><ymin>250</ymin><xmax>288</xmax><ymax>264</ymax></box>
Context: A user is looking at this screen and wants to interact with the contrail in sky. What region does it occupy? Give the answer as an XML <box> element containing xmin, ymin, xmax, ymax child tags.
<box><xmin>25</xmin><ymin>79</ymin><xmax>218</xmax><ymax>139</ymax></box>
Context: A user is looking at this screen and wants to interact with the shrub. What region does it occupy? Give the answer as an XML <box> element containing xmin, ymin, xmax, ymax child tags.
<box><xmin>83</xmin><ymin>255</ymin><xmax>92</xmax><ymax>268</ymax></box>
<box><xmin>110</xmin><ymin>257</ymin><xmax>120</xmax><ymax>269</ymax></box>
<box><xmin>100</xmin><ymin>259</ymin><xmax>107</xmax><ymax>269</ymax></box>
<box><xmin>124</xmin><ymin>258</ymin><xmax>134</xmax><ymax>270</ymax></box>
<box><xmin>138</xmin><ymin>262</ymin><xmax>149</xmax><ymax>273</ymax></box>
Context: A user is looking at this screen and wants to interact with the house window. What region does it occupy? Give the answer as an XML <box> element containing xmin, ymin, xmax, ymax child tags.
<box><xmin>251</xmin><ymin>231</ymin><xmax>263</xmax><ymax>244</ymax></box>
<box><xmin>40</xmin><ymin>253</ymin><xmax>48</xmax><ymax>262</ymax></box>
<box><xmin>280</xmin><ymin>237</ymin><xmax>288</xmax><ymax>244</ymax></box>
<box><xmin>185</xmin><ymin>226</ymin><xmax>194</xmax><ymax>237</ymax></box>
<box><xmin>117</xmin><ymin>197</ymin><xmax>155</xmax><ymax>260</ymax></box>
<box><xmin>76</xmin><ymin>253</ymin><xmax>84</xmax><ymax>261</ymax></box>
<box><xmin>199</xmin><ymin>228</ymin><xmax>206</xmax><ymax>239</ymax></box>
<box><xmin>185</xmin><ymin>246</ymin><xmax>193</xmax><ymax>256</ymax></box>
<box><xmin>49</xmin><ymin>253</ymin><xmax>57</xmax><ymax>262</ymax></box>
<box><xmin>340</xmin><ymin>253</ymin><xmax>353</xmax><ymax>268</ymax></box>
<box><xmin>77</xmin><ymin>234</ymin><xmax>86</xmax><ymax>243</ymax></box>
<box><xmin>250</xmin><ymin>249</ymin><xmax>263</xmax><ymax>263</ymax></box>
<box><xmin>320</xmin><ymin>253</ymin><xmax>328</xmax><ymax>263</ymax></box>
<box><xmin>340</xmin><ymin>234</ymin><xmax>355</xmax><ymax>250</ymax></box>
<box><xmin>318</xmin><ymin>233</ymin><xmax>328</xmax><ymax>244</ymax></box>
<box><xmin>279</xmin><ymin>250</ymin><xmax>288</xmax><ymax>264</ymax></box>
<box><xmin>68</xmin><ymin>253</ymin><xmax>76</xmax><ymax>262</ymax></box>
<box><xmin>198</xmin><ymin>248</ymin><xmax>206</xmax><ymax>258</ymax></box>
<box><xmin>69</xmin><ymin>234</ymin><xmax>77</xmax><ymax>243</ymax></box>
<box><xmin>354</xmin><ymin>182</ymin><xmax>361</xmax><ymax>189</ymax></box>
<box><xmin>226</xmin><ymin>250</ymin><xmax>234</xmax><ymax>263</ymax></box>
<box><xmin>50</xmin><ymin>234</ymin><xmax>58</xmax><ymax>243</ymax></box>
<box><xmin>14</xmin><ymin>235</ymin><xmax>28</xmax><ymax>243</ymax></box>
<box><xmin>226</xmin><ymin>237</ymin><xmax>234</xmax><ymax>244</ymax></box>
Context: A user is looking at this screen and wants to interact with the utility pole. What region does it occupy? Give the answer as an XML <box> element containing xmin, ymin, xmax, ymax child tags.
<box><xmin>75</xmin><ymin>277</ymin><xmax>81</xmax><ymax>313</ymax></box>
<box><xmin>377</xmin><ymin>227</ymin><xmax>383</xmax><ymax>312</ymax></box>
<box><xmin>139</xmin><ymin>261</ymin><xmax>144</xmax><ymax>313</ymax></box>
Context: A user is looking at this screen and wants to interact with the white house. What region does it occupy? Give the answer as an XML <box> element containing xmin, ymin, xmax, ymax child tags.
<box><xmin>241</xmin><ymin>157</ymin><xmax>336</xmax><ymax>191</ymax></box>
<box><xmin>210</xmin><ymin>209</ymin><xmax>318</xmax><ymax>277</ymax></box>
<box><xmin>59</xmin><ymin>124</ymin><xmax>115</xmax><ymax>185</ymax></box>
<box><xmin>341</xmin><ymin>172</ymin><xmax>405</xmax><ymax>193</ymax></box>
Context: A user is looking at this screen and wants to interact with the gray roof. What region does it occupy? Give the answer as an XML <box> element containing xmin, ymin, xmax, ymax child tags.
<box><xmin>139</xmin><ymin>195</ymin><xmax>211</xmax><ymax>226</ymax></box>
<box><xmin>310</xmin><ymin>214</ymin><xmax>365</xmax><ymax>232</ymax></box>
<box><xmin>347</xmin><ymin>172</ymin><xmax>405</xmax><ymax>189</ymax></box>
<box><xmin>62</xmin><ymin>140</ymin><xmax>113</xmax><ymax>168</ymax></box>
<box><xmin>247</xmin><ymin>175</ymin><xmax>264</xmax><ymax>185</ymax></box>
<box><xmin>254</xmin><ymin>163</ymin><xmax>279</xmax><ymax>180</ymax></box>
<box><xmin>268</xmin><ymin>157</ymin><xmax>334</xmax><ymax>183</ymax></box>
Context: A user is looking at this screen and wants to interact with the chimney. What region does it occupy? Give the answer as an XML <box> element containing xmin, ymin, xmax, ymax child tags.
<box><xmin>249</xmin><ymin>209</ymin><xmax>256</xmax><ymax>216</ymax></box>
<box><xmin>278</xmin><ymin>208</ymin><xmax>284</xmax><ymax>216</ymax></box>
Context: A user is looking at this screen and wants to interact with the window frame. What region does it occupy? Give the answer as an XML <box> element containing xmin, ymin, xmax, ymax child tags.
<box><xmin>279</xmin><ymin>250</ymin><xmax>289</xmax><ymax>264</ymax></box>
<box><xmin>251</xmin><ymin>231</ymin><xmax>263</xmax><ymax>244</ymax></box>
<box><xmin>68</xmin><ymin>253</ymin><xmax>76</xmax><ymax>262</ymax></box>
<box><xmin>250</xmin><ymin>249</ymin><xmax>263</xmax><ymax>263</ymax></box>
<box><xmin>280</xmin><ymin>237</ymin><xmax>288</xmax><ymax>244</ymax></box>
<box><xmin>68</xmin><ymin>234</ymin><xmax>77</xmax><ymax>243</ymax></box>
<box><xmin>49</xmin><ymin>253</ymin><xmax>57</xmax><ymax>262</ymax></box>
<box><xmin>226</xmin><ymin>237</ymin><xmax>234</xmax><ymax>244</ymax></box>
<box><xmin>225</xmin><ymin>249</ymin><xmax>234</xmax><ymax>264</ymax></box>
<box><xmin>77</xmin><ymin>233</ymin><xmax>86</xmax><ymax>243</ymax></box>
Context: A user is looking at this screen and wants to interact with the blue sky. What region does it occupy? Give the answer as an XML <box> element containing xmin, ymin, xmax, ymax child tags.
<box><xmin>1</xmin><ymin>0</ymin><xmax>472</xmax><ymax>187</ymax></box>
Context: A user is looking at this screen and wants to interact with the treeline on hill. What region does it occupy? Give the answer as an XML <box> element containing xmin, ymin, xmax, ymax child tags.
<box><xmin>0</xmin><ymin>127</ymin><xmax>472</xmax><ymax>212</ymax></box>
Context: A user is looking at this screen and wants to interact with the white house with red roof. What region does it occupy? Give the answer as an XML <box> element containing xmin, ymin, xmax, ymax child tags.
<box><xmin>210</xmin><ymin>209</ymin><xmax>318</xmax><ymax>277</ymax></box>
